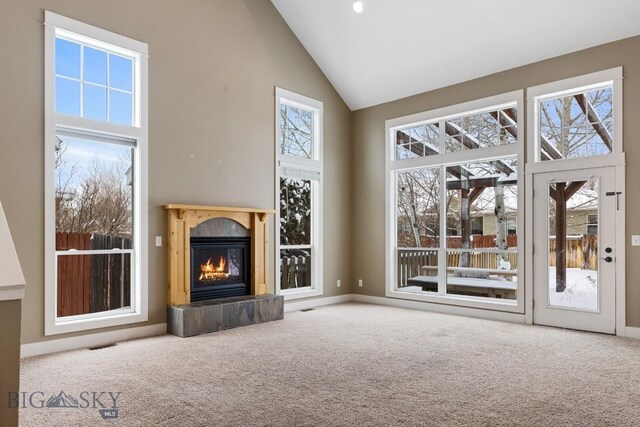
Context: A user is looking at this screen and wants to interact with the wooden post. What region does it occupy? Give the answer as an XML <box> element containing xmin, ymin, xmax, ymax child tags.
<box><xmin>460</xmin><ymin>188</ymin><xmax>471</xmax><ymax>268</ymax></box>
<box><xmin>555</xmin><ymin>182</ymin><xmax>567</xmax><ymax>292</ymax></box>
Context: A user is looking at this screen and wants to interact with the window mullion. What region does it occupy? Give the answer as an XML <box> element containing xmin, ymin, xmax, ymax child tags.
<box><xmin>438</xmin><ymin>164</ymin><xmax>447</xmax><ymax>295</ymax></box>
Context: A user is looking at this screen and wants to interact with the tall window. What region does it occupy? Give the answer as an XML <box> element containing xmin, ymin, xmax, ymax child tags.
<box><xmin>387</xmin><ymin>92</ymin><xmax>524</xmax><ymax>312</ymax></box>
<box><xmin>275</xmin><ymin>88</ymin><xmax>323</xmax><ymax>299</ymax></box>
<box><xmin>45</xmin><ymin>12</ymin><xmax>148</xmax><ymax>335</ymax></box>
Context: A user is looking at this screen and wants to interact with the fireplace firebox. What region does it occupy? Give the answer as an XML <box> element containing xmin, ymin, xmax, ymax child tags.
<box><xmin>190</xmin><ymin>237</ymin><xmax>251</xmax><ymax>301</ymax></box>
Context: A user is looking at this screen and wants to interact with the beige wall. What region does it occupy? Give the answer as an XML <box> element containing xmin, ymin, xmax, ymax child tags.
<box><xmin>0</xmin><ymin>0</ymin><xmax>352</xmax><ymax>345</ymax></box>
<box><xmin>0</xmin><ymin>300</ymin><xmax>21</xmax><ymax>426</ymax></box>
<box><xmin>351</xmin><ymin>36</ymin><xmax>640</xmax><ymax>326</ymax></box>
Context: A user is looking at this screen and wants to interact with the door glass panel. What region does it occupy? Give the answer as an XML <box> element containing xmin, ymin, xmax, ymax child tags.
<box><xmin>547</xmin><ymin>178</ymin><xmax>599</xmax><ymax>311</ymax></box>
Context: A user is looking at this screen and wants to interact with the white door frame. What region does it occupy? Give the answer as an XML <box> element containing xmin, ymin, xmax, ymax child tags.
<box><xmin>525</xmin><ymin>163</ymin><xmax>626</xmax><ymax>335</ymax></box>
<box><xmin>533</xmin><ymin>167</ymin><xmax>616</xmax><ymax>333</ymax></box>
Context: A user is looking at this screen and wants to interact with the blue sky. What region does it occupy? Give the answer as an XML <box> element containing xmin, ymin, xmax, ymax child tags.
<box><xmin>55</xmin><ymin>37</ymin><xmax>133</xmax><ymax>126</ymax></box>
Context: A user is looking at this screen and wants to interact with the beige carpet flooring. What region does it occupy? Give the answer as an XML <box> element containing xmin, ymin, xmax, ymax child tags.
<box><xmin>20</xmin><ymin>302</ymin><xmax>640</xmax><ymax>426</ymax></box>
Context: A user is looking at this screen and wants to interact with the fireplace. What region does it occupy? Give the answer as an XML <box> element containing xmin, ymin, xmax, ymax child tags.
<box><xmin>165</xmin><ymin>205</ymin><xmax>282</xmax><ymax>337</ymax></box>
<box><xmin>164</xmin><ymin>204</ymin><xmax>274</xmax><ymax>305</ymax></box>
<box><xmin>190</xmin><ymin>237</ymin><xmax>251</xmax><ymax>301</ymax></box>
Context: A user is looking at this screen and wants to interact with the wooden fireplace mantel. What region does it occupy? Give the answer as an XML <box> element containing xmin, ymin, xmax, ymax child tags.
<box><xmin>164</xmin><ymin>204</ymin><xmax>275</xmax><ymax>305</ymax></box>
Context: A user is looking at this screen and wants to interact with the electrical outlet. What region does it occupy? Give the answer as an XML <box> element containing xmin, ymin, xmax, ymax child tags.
<box><xmin>155</xmin><ymin>236</ymin><xmax>163</xmax><ymax>247</ymax></box>
<box><xmin>337</xmin><ymin>279</ymin><xmax>341</xmax><ymax>288</ymax></box>
<box><xmin>633</xmin><ymin>235</ymin><xmax>640</xmax><ymax>246</ymax></box>
<box><xmin>358</xmin><ymin>279</ymin><xmax>363</xmax><ymax>287</ymax></box>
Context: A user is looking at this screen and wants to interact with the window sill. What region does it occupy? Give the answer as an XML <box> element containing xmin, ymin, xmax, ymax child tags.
<box><xmin>280</xmin><ymin>287</ymin><xmax>323</xmax><ymax>301</ymax></box>
<box><xmin>386</xmin><ymin>288</ymin><xmax>522</xmax><ymax>313</ymax></box>
<box><xmin>46</xmin><ymin>309</ymin><xmax>148</xmax><ymax>336</ymax></box>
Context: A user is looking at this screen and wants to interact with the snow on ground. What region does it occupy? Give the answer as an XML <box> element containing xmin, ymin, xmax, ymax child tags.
<box><xmin>548</xmin><ymin>267</ymin><xmax>598</xmax><ymax>311</ymax></box>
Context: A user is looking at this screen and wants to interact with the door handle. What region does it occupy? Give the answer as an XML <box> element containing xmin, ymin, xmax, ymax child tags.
<box><xmin>600</xmin><ymin>256</ymin><xmax>613</xmax><ymax>263</ymax></box>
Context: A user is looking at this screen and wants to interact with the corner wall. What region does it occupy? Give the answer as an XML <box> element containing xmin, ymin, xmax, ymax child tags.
<box><xmin>0</xmin><ymin>300</ymin><xmax>21</xmax><ymax>426</ymax></box>
<box><xmin>0</xmin><ymin>0</ymin><xmax>352</xmax><ymax>346</ymax></box>
<box><xmin>351</xmin><ymin>36</ymin><xmax>640</xmax><ymax>326</ymax></box>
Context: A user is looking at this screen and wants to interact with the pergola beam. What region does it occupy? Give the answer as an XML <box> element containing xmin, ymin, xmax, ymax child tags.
<box><xmin>500</xmin><ymin>108</ymin><xmax>562</xmax><ymax>161</ymax></box>
<box><xmin>548</xmin><ymin>180</ymin><xmax>585</xmax><ymax>201</ymax></box>
<box><xmin>469</xmin><ymin>187</ymin><xmax>485</xmax><ymax>204</ymax></box>
<box><xmin>574</xmin><ymin>93</ymin><xmax>613</xmax><ymax>151</ymax></box>
<box><xmin>443</xmin><ymin>121</ymin><xmax>515</xmax><ymax>176</ymax></box>
<box><xmin>446</xmin><ymin>176</ymin><xmax>517</xmax><ymax>190</ymax></box>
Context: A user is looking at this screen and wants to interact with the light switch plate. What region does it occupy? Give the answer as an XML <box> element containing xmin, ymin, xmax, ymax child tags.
<box><xmin>155</xmin><ymin>236</ymin><xmax>163</xmax><ymax>247</ymax></box>
<box><xmin>632</xmin><ymin>235</ymin><xmax>640</xmax><ymax>246</ymax></box>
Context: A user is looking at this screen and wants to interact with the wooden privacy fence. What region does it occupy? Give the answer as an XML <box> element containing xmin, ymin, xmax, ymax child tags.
<box><xmin>548</xmin><ymin>235</ymin><xmax>598</xmax><ymax>270</ymax></box>
<box><xmin>280</xmin><ymin>251</ymin><xmax>311</xmax><ymax>290</ymax></box>
<box><xmin>56</xmin><ymin>232</ymin><xmax>131</xmax><ymax>317</ymax></box>
<box><xmin>420</xmin><ymin>235</ymin><xmax>517</xmax><ymax>249</ymax></box>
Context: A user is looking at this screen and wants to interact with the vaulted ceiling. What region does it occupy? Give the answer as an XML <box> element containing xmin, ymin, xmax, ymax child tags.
<box><xmin>271</xmin><ymin>0</ymin><xmax>640</xmax><ymax>110</ymax></box>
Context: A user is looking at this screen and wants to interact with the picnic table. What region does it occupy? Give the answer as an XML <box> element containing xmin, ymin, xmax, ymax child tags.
<box><xmin>421</xmin><ymin>265</ymin><xmax>517</xmax><ymax>280</ymax></box>
<box><xmin>406</xmin><ymin>275</ymin><xmax>517</xmax><ymax>299</ymax></box>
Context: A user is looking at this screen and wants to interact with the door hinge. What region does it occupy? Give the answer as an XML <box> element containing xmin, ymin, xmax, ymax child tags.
<box><xmin>532</xmin><ymin>244</ymin><xmax>535</xmax><ymax>254</ymax></box>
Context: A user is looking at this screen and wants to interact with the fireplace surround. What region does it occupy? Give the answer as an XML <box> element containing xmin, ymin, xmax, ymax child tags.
<box><xmin>164</xmin><ymin>204</ymin><xmax>275</xmax><ymax>305</ymax></box>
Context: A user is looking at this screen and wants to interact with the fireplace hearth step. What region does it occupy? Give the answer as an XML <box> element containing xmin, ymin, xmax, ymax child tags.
<box><xmin>167</xmin><ymin>294</ymin><xmax>284</xmax><ymax>338</ymax></box>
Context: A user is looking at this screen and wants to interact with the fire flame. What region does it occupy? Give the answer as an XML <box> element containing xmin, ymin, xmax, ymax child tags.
<box><xmin>199</xmin><ymin>256</ymin><xmax>230</xmax><ymax>281</ymax></box>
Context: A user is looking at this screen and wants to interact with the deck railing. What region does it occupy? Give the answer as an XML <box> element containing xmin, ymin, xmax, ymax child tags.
<box><xmin>397</xmin><ymin>234</ymin><xmax>596</xmax><ymax>288</ymax></box>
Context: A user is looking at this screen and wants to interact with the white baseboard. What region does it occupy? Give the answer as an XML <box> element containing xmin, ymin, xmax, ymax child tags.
<box><xmin>351</xmin><ymin>294</ymin><xmax>527</xmax><ymax>324</ymax></box>
<box><xmin>284</xmin><ymin>294</ymin><xmax>352</xmax><ymax>313</ymax></box>
<box><xmin>624</xmin><ymin>326</ymin><xmax>640</xmax><ymax>339</ymax></box>
<box><xmin>21</xmin><ymin>323</ymin><xmax>167</xmax><ymax>359</ymax></box>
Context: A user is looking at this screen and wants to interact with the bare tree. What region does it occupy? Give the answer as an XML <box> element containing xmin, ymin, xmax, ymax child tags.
<box><xmin>55</xmin><ymin>141</ymin><xmax>132</xmax><ymax>240</ymax></box>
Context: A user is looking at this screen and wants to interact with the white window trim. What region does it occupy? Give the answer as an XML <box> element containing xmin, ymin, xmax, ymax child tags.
<box><xmin>525</xmin><ymin>67</ymin><xmax>624</xmax><ymax>175</ymax></box>
<box><xmin>274</xmin><ymin>88</ymin><xmax>323</xmax><ymax>300</ymax></box>
<box><xmin>44</xmin><ymin>11</ymin><xmax>149</xmax><ymax>335</ymax></box>
<box><xmin>385</xmin><ymin>90</ymin><xmax>525</xmax><ymax>313</ymax></box>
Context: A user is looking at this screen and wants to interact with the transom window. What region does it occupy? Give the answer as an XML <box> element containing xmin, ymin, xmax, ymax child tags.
<box><xmin>528</xmin><ymin>67</ymin><xmax>623</xmax><ymax>170</ymax></box>
<box><xmin>55</xmin><ymin>34</ymin><xmax>136</xmax><ymax>126</ymax></box>
<box><xmin>538</xmin><ymin>86</ymin><xmax>613</xmax><ymax>160</ymax></box>
<box><xmin>45</xmin><ymin>11</ymin><xmax>148</xmax><ymax>335</ymax></box>
<box><xmin>395</xmin><ymin>105</ymin><xmax>517</xmax><ymax>160</ymax></box>
<box><xmin>279</xmin><ymin>102</ymin><xmax>314</xmax><ymax>159</ymax></box>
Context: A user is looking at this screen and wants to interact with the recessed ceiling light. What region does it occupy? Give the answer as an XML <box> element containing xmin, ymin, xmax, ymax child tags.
<box><xmin>353</xmin><ymin>1</ymin><xmax>364</xmax><ymax>14</ymax></box>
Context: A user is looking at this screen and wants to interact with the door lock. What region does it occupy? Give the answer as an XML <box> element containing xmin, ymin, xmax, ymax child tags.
<box><xmin>605</xmin><ymin>247</ymin><xmax>612</xmax><ymax>253</ymax></box>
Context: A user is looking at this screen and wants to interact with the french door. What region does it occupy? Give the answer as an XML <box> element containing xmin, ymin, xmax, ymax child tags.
<box><xmin>533</xmin><ymin>167</ymin><xmax>617</xmax><ymax>334</ymax></box>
